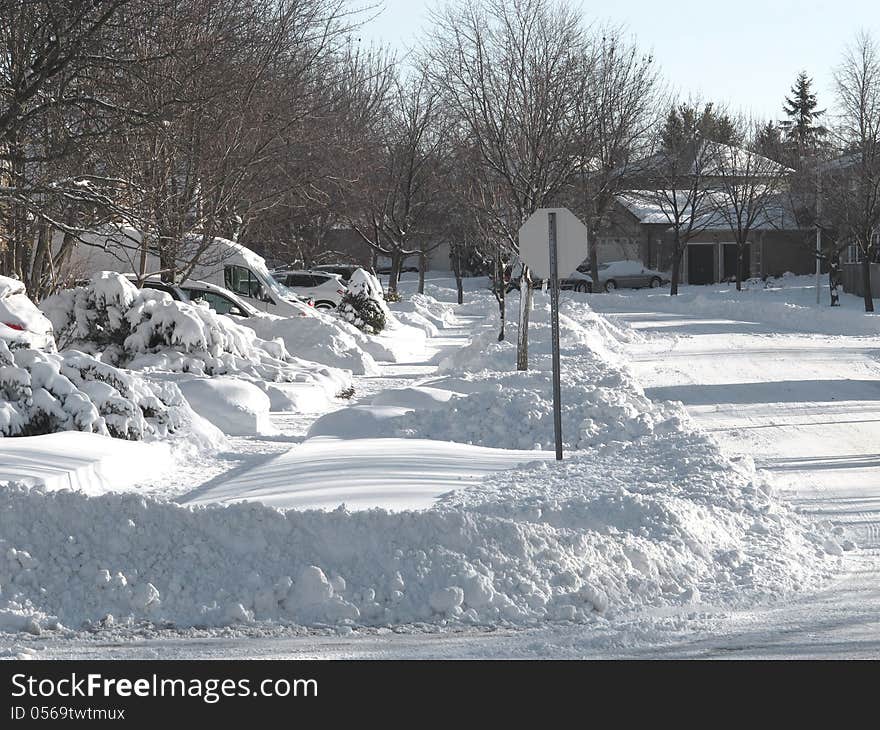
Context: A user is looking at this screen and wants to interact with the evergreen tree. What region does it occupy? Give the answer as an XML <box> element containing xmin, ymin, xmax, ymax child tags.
<box><xmin>660</xmin><ymin>102</ymin><xmax>737</xmax><ymax>152</ymax></box>
<box><xmin>780</xmin><ymin>71</ymin><xmax>828</xmax><ymax>154</ymax></box>
<box><xmin>754</xmin><ymin>120</ymin><xmax>786</xmax><ymax>163</ymax></box>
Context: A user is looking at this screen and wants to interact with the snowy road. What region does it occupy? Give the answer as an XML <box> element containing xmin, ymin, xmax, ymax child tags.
<box><xmin>586</xmin><ymin>301</ymin><xmax>880</xmax><ymax>657</ymax></box>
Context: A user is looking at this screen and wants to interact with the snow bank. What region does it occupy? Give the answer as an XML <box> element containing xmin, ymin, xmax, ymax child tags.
<box><xmin>0</xmin><ymin>438</ymin><xmax>840</xmax><ymax>632</ymax></box>
<box><xmin>184</xmin><ymin>437</ymin><xmax>558</xmax><ymax>511</ymax></box>
<box><xmin>309</xmin><ymin>298</ymin><xmax>677</xmax><ymax>450</ymax></box>
<box><xmin>0</xmin><ymin>290</ymin><xmax>844</xmax><ymax>633</ymax></box>
<box><xmin>0</xmin><ymin>431</ymin><xmax>171</xmax><ymax>495</ymax></box>
<box><xmin>175</xmin><ymin>377</ymin><xmax>276</xmax><ymax>437</ymax></box>
<box><xmin>389</xmin><ymin>293</ymin><xmax>458</xmax><ymax>335</ymax></box>
<box><xmin>600</xmin><ymin>275</ymin><xmax>880</xmax><ymax>337</ymax></box>
<box><xmin>244</xmin><ymin>313</ymin><xmax>379</xmax><ymax>376</ymax></box>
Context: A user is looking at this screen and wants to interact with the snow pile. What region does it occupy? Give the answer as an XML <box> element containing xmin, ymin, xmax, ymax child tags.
<box><xmin>41</xmin><ymin>273</ymin><xmax>353</xmax><ymax>395</ymax></box>
<box><xmin>175</xmin><ymin>377</ymin><xmax>276</xmax><ymax>437</ymax></box>
<box><xmin>244</xmin><ymin>313</ymin><xmax>380</xmax><ymax>376</ymax></box>
<box><xmin>0</xmin><ymin>431</ymin><xmax>174</xmax><ymax>495</ymax></box>
<box><xmin>0</xmin><ymin>339</ymin><xmax>217</xmax><ymax>449</ymax></box>
<box><xmin>386</xmin><ymin>288</ymin><xmax>460</xmax><ymax>337</ymax></box>
<box><xmin>308</xmin><ymin>298</ymin><xmax>673</xmax><ymax>450</ymax></box>
<box><xmin>0</xmin><ymin>289</ymin><xmax>845</xmax><ymax>634</ymax></box>
<box><xmin>0</xmin><ymin>438</ymin><xmax>842</xmax><ymax>632</ymax></box>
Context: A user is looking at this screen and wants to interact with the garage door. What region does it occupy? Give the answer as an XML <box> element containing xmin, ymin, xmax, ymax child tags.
<box><xmin>723</xmin><ymin>243</ymin><xmax>750</xmax><ymax>280</ymax></box>
<box><xmin>687</xmin><ymin>245</ymin><xmax>714</xmax><ymax>285</ymax></box>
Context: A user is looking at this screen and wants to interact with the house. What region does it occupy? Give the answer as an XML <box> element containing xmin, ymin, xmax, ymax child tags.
<box><xmin>597</xmin><ymin>191</ymin><xmax>817</xmax><ymax>284</ymax></box>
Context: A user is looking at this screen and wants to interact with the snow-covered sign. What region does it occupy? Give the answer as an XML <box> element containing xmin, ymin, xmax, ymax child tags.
<box><xmin>518</xmin><ymin>208</ymin><xmax>588</xmax><ymax>280</ymax></box>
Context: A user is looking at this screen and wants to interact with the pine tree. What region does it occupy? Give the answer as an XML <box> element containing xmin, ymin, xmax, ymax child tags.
<box><xmin>754</xmin><ymin>121</ymin><xmax>785</xmax><ymax>163</ymax></box>
<box><xmin>780</xmin><ymin>71</ymin><xmax>827</xmax><ymax>154</ymax></box>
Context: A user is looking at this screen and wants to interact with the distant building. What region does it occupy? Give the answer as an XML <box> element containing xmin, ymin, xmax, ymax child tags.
<box><xmin>595</xmin><ymin>192</ymin><xmax>816</xmax><ymax>284</ymax></box>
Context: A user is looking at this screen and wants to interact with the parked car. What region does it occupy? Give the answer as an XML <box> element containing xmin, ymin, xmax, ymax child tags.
<box><xmin>0</xmin><ymin>275</ymin><xmax>55</xmax><ymax>351</ymax></box>
<box><xmin>179</xmin><ymin>280</ymin><xmax>263</xmax><ymax>318</ymax></box>
<box><xmin>561</xmin><ymin>270</ymin><xmax>593</xmax><ymax>292</ymax></box>
<box><xmin>270</xmin><ymin>270</ymin><xmax>346</xmax><ymax>309</ymax></box>
<box><xmin>125</xmin><ymin>276</ymin><xmax>191</xmax><ymax>302</ymax></box>
<box><xmin>312</xmin><ymin>264</ymin><xmax>362</xmax><ymax>282</ymax></box>
<box><xmin>579</xmin><ymin>261</ymin><xmax>669</xmax><ymax>292</ymax></box>
<box><xmin>504</xmin><ymin>263</ymin><xmax>593</xmax><ymax>293</ymax></box>
<box><xmin>377</xmin><ymin>264</ymin><xmax>419</xmax><ymax>275</ymax></box>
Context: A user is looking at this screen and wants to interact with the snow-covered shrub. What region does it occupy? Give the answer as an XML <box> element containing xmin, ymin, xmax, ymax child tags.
<box><xmin>0</xmin><ymin>339</ymin><xmax>190</xmax><ymax>440</ymax></box>
<box><xmin>337</xmin><ymin>292</ymin><xmax>387</xmax><ymax>334</ymax></box>
<box><xmin>336</xmin><ymin>269</ymin><xmax>388</xmax><ymax>334</ymax></box>
<box><xmin>41</xmin><ymin>273</ymin><xmax>352</xmax><ymax>390</ymax></box>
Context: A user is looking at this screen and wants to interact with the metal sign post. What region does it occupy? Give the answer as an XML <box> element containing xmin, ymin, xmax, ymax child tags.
<box><xmin>519</xmin><ymin>207</ymin><xmax>587</xmax><ymax>462</ymax></box>
<box><xmin>547</xmin><ymin>212</ymin><xmax>563</xmax><ymax>461</ymax></box>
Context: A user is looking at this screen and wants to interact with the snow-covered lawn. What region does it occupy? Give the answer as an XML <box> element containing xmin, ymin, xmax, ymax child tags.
<box><xmin>1</xmin><ymin>273</ymin><xmax>878</xmax><ymax>657</ymax></box>
<box><xmin>0</xmin><ymin>431</ymin><xmax>172</xmax><ymax>495</ymax></box>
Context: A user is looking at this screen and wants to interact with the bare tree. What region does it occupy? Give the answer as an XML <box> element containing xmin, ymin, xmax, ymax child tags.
<box><xmin>833</xmin><ymin>30</ymin><xmax>880</xmax><ymax>312</ymax></box>
<box><xmin>572</xmin><ymin>27</ymin><xmax>661</xmax><ymax>293</ymax></box>
<box><xmin>425</xmin><ymin>0</ymin><xmax>584</xmax><ymax>369</ymax></box>
<box><xmin>346</xmin><ymin>68</ymin><xmax>447</xmax><ymax>296</ymax></box>
<box><xmin>0</xmin><ymin>0</ymin><xmax>132</xmax><ymax>288</ymax></box>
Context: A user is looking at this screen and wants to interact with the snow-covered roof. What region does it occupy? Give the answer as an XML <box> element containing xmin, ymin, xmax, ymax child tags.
<box><xmin>617</xmin><ymin>189</ymin><xmax>809</xmax><ymax>232</ymax></box>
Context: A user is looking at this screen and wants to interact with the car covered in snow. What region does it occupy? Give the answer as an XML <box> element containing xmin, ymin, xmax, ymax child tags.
<box><xmin>270</xmin><ymin>270</ymin><xmax>347</xmax><ymax>310</ymax></box>
<box><xmin>0</xmin><ymin>275</ymin><xmax>56</xmax><ymax>351</ymax></box>
<box><xmin>124</xmin><ymin>276</ymin><xmax>191</xmax><ymax>302</ymax></box>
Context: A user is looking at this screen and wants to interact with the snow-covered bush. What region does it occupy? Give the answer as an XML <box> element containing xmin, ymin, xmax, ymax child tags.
<box><xmin>0</xmin><ymin>339</ymin><xmax>192</xmax><ymax>440</ymax></box>
<box><xmin>336</xmin><ymin>269</ymin><xmax>388</xmax><ymax>334</ymax></box>
<box><xmin>41</xmin><ymin>273</ymin><xmax>352</xmax><ymax>391</ymax></box>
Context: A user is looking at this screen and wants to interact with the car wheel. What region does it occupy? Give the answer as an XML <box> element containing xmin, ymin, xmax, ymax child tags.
<box><xmin>575</xmin><ymin>281</ymin><xmax>589</xmax><ymax>293</ymax></box>
<box><xmin>604</xmin><ymin>279</ymin><xmax>617</xmax><ymax>292</ymax></box>
<box><xmin>649</xmin><ymin>276</ymin><xmax>662</xmax><ymax>288</ymax></box>
<box><xmin>315</xmin><ymin>301</ymin><xmax>336</xmax><ymax>310</ymax></box>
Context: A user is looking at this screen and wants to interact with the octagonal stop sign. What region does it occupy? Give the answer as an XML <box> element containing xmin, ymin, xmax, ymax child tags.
<box><xmin>518</xmin><ymin>207</ymin><xmax>588</xmax><ymax>280</ymax></box>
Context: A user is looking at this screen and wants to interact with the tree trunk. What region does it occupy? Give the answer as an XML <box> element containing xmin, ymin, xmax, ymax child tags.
<box><xmin>516</xmin><ymin>265</ymin><xmax>531</xmax><ymax>371</ymax></box>
<box><xmin>418</xmin><ymin>249</ymin><xmax>427</xmax><ymax>294</ymax></box>
<box><xmin>588</xmin><ymin>220</ymin><xmax>601</xmax><ymax>295</ymax></box>
<box><xmin>670</xmin><ymin>238</ymin><xmax>683</xmax><ymax>296</ymax></box>
<box><xmin>388</xmin><ymin>250</ymin><xmax>403</xmax><ymax>296</ymax></box>
<box><xmin>861</xmin><ymin>254</ymin><xmax>874</xmax><ymax>312</ymax></box>
<box><xmin>452</xmin><ymin>247</ymin><xmax>464</xmax><ymax>305</ymax></box>
<box><xmin>28</xmin><ymin>220</ymin><xmax>50</xmax><ymax>296</ymax></box>
<box><xmin>494</xmin><ymin>253</ymin><xmax>506</xmax><ymax>341</ymax></box>
<box><xmin>829</xmin><ymin>254</ymin><xmax>840</xmax><ymax>307</ymax></box>
<box><xmin>736</xmin><ymin>242</ymin><xmax>743</xmax><ymax>292</ymax></box>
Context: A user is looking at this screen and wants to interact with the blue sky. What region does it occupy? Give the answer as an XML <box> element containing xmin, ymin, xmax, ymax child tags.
<box><xmin>355</xmin><ymin>0</ymin><xmax>879</xmax><ymax>122</ymax></box>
